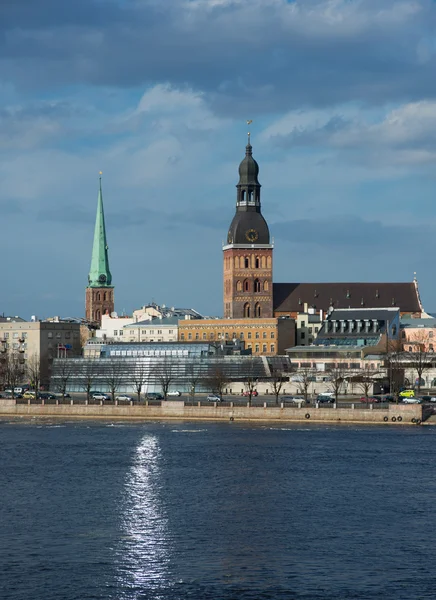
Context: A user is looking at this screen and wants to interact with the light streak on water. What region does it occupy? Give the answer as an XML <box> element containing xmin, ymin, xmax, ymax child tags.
<box><xmin>115</xmin><ymin>435</ymin><xmax>172</xmax><ymax>599</ymax></box>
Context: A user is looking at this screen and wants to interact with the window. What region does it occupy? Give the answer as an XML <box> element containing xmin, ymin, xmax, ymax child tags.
<box><xmin>195</xmin><ymin>333</ymin><xmax>199</xmax><ymax>340</ymax></box>
<box><xmin>248</xmin><ymin>332</ymin><xmax>252</xmax><ymax>339</ymax></box>
<box><xmin>409</xmin><ymin>346</ymin><xmax>412</xmax><ymax>352</ymax></box>
<box><xmin>157</xmin><ymin>330</ymin><xmax>162</xmax><ymax>334</ymax></box>
<box><xmin>150</xmin><ymin>330</ymin><xmax>154</xmax><ymax>335</ymax></box>
<box><xmin>240</xmin><ymin>332</ymin><xmax>244</xmax><ymax>340</ymax></box>
<box><xmin>247</xmin><ymin>343</ymin><xmax>252</xmax><ymax>349</ymax></box>
<box><xmin>315</xmin><ymin>327</ymin><xmax>319</xmax><ymax>333</ymax></box>
<box><xmin>141</xmin><ymin>330</ymin><xmax>147</xmax><ymax>334</ymax></box>
<box><xmin>218</xmin><ymin>333</ymin><xmax>222</xmax><ymax>339</ymax></box>
<box><xmin>244</xmin><ymin>303</ymin><xmax>250</xmax><ymax>318</ymax></box>
<box><xmin>22</xmin><ymin>332</ymin><xmax>27</xmax><ymax>339</ymax></box>
<box><xmin>244</xmin><ymin>280</ymin><xmax>250</xmax><ymax>292</ymax></box>
<box><xmin>119</xmin><ymin>330</ymin><xmax>123</xmax><ymax>336</ymax></box>
<box><xmin>210</xmin><ymin>333</ymin><xmax>215</xmax><ymax>339</ymax></box>
<box><xmin>12</xmin><ymin>343</ymin><xmax>19</xmax><ymax>349</ymax></box>
<box><xmin>254</xmin><ymin>303</ymin><xmax>261</xmax><ymax>318</ymax></box>
<box><xmin>203</xmin><ymin>332</ymin><xmax>207</xmax><ymax>340</ymax></box>
<box><xmin>430</xmin><ymin>331</ymin><xmax>434</xmax><ymax>338</ymax></box>
<box><xmin>225</xmin><ymin>333</ymin><xmax>229</xmax><ymax>339</ymax></box>
<box><xmin>271</xmin><ymin>332</ymin><xmax>275</xmax><ymax>339</ymax></box>
<box><xmin>65</xmin><ymin>332</ymin><xmax>71</xmax><ymax>339</ymax></box>
<box><xmin>188</xmin><ymin>333</ymin><xmax>192</xmax><ymax>340</ymax></box>
<box><xmin>13</xmin><ymin>332</ymin><xmax>18</xmax><ymax>339</ymax></box>
<box><xmin>244</xmin><ymin>257</ymin><xmax>249</xmax><ymax>268</ymax></box>
<box><xmin>56</xmin><ymin>332</ymin><xmax>61</xmax><ymax>338</ymax></box>
<box><xmin>430</xmin><ymin>344</ymin><xmax>434</xmax><ymax>352</ymax></box>
<box><xmin>255</xmin><ymin>257</ymin><xmax>260</xmax><ymax>268</ymax></box>
<box><xmin>255</xmin><ymin>331</ymin><xmax>260</xmax><ymax>339</ymax></box>
<box><xmin>301</xmin><ymin>332</ymin><xmax>305</xmax><ymax>339</ymax></box>
<box><xmin>263</xmin><ymin>331</ymin><xmax>267</xmax><ymax>339</ymax></box>
<box><xmin>308</xmin><ymin>327</ymin><xmax>312</xmax><ymax>334</ymax></box>
<box><xmin>270</xmin><ymin>344</ymin><xmax>275</xmax><ymax>353</ymax></box>
<box><xmin>309</xmin><ymin>338</ymin><xmax>313</xmax><ymax>344</ymax></box>
<box><xmin>169</xmin><ymin>330</ymin><xmax>173</xmax><ymax>334</ymax></box>
<box><xmin>263</xmin><ymin>344</ymin><xmax>267</xmax><ymax>353</ymax></box>
<box><xmin>254</xmin><ymin>279</ymin><xmax>261</xmax><ymax>292</ymax></box>
<box><xmin>301</xmin><ymin>321</ymin><xmax>306</xmax><ymax>327</ymax></box>
<box><xmin>181</xmin><ymin>333</ymin><xmax>185</xmax><ymax>340</ymax></box>
<box><xmin>4</xmin><ymin>333</ymin><xmax>9</xmax><ymax>339</ymax></box>
<box><xmin>255</xmin><ymin>344</ymin><xmax>260</xmax><ymax>353</ymax></box>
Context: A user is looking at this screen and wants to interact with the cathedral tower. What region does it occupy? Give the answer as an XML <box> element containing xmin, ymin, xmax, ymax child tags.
<box><xmin>85</xmin><ymin>176</ymin><xmax>114</xmax><ymax>322</ymax></box>
<box><xmin>223</xmin><ymin>137</ymin><xmax>273</xmax><ymax>318</ymax></box>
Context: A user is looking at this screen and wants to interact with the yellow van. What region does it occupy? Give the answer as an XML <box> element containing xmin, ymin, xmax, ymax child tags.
<box><xmin>399</xmin><ymin>389</ymin><xmax>415</xmax><ymax>398</ymax></box>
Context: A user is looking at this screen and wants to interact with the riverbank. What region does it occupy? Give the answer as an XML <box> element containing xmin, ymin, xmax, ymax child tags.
<box><xmin>0</xmin><ymin>399</ymin><xmax>426</xmax><ymax>425</ymax></box>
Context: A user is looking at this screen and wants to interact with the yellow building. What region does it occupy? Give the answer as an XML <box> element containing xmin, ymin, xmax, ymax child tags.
<box><xmin>178</xmin><ymin>318</ymin><xmax>295</xmax><ymax>356</ymax></box>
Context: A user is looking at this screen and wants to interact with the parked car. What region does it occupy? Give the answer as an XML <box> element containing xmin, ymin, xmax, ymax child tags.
<box><xmin>89</xmin><ymin>391</ymin><xmax>103</xmax><ymax>397</ymax></box>
<box><xmin>39</xmin><ymin>393</ymin><xmax>56</xmax><ymax>400</ymax></box>
<box><xmin>280</xmin><ymin>395</ymin><xmax>305</xmax><ymax>403</ymax></box>
<box><xmin>399</xmin><ymin>390</ymin><xmax>415</xmax><ymax>398</ymax></box>
<box><xmin>167</xmin><ymin>391</ymin><xmax>182</xmax><ymax>397</ymax></box>
<box><xmin>92</xmin><ymin>393</ymin><xmax>110</xmax><ymax>401</ymax></box>
<box><xmin>242</xmin><ymin>390</ymin><xmax>258</xmax><ymax>397</ymax></box>
<box><xmin>402</xmin><ymin>397</ymin><xmax>422</xmax><ymax>404</ymax></box>
<box><xmin>419</xmin><ymin>395</ymin><xmax>436</xmax><ymax>403</ymax></box>
<box><xmin>23</xmin><ymin>391</ymin><xmax>36</xmax><ymax>399</ymax></box>
<box><xmin>146</xmin><ymin>392</ymin><xmax>164</xmax><ymax>400</ymax></box>
<box><xmin>116</xmin><ymin>395</ymin><xmax>133</xmax><ymax>401</ymax></box>
<box><xmin>360</xmin><ymin>396</ymin><xmax>380</xmax><ymax>403</ymax></box>
<box><xmin>316</xmin><ymin>394</ymin><xmax>335</xmax><ymax>404</ymax></box>
<box><xmin>207</xmin><ymin>394</ymin><xmax>222</xmax><ymax>402</ymax></box>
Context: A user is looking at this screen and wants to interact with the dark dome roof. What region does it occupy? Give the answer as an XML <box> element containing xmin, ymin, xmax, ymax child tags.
<box><xmin>227</xmin><ymin>210</ymin><xmax>270</xmax><ymax>245</ymax></box>
<box><xmin>238</xmin><ymin>144</ymin><xmax>259</xmax><ymax>185</ymax></box>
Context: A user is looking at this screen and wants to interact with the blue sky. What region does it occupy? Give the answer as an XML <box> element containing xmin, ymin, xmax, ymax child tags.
<box><xmin>2</xmin><ymin>0</ymin><xmax>436</xmax><ymax>319</ymax></box>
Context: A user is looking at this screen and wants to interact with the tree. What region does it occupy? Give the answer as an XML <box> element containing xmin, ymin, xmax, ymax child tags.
<box><xmin>205</xmin><ymin>363</ymin><xmax>229</xmax><ymax>400</ymax></box>
<box><xmin>53</xmin><ymin>359</ymin><xmax>74</xmax><ymax>397</ymax></box>
<box><xmin>80</xmin><ymin>360</ymin><xmax>97</xmax><ymax>401</ymax></box>
<box><xmin>384</xmin><ymin>339</ymin><xmax>405</xmax><ymax>402</ymax></box>
<box><xmin>327</xmin><ymin>361</ymin><xmax>349</xmax><ymax>404</ymax></box>
<box><xmin>1</xmin><ymin>351</ymin><xmax>24</xmax><ymax>398</ymax></box>
<box><xmin>239</xmin><ymin>358</ymin><xmax>258</xmax><ymax>405</ymax></box>
<box><xmin>269</xmin><ymin>364</ymin><xmax>286</xmax><ymax>405</ymax></box>
<box><xmin>154</xmin><ymin>357</ymin><xmax>177</xmax><ymax>400</ymax></box>
<box><xmin>405</xmin><ymin>330</ymin><xmax>433</xmax><ymax>394</ymax></box>
<box><xmin>26</xmin><ymin>353</ymin><xmax>41</xmax><ymax>399</ymax></box>
<box><xmin>186</xmin><ymin>361</ymin><xmax>203</xmax><ymax>400</ymax></box>
<box><xmin>354</xmin><ymin>365</ymin><xmax>380</xmax><ymax>399</ymax></box>
<box><xmin>104</xmin><ymin>359</ymin><xmax>124</xmax><ymax>402</ymax></box>
<box><xmin>131</xmin><ymin>360</ymin><xmax>148</xmax><ymax>403</ymax></box>
<box><xmin>294</xmin><ymin>366</ymin><xmax>316</xmax><ymax>403</ymax></box>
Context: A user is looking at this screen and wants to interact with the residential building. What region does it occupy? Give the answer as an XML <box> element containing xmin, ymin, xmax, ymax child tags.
<box><xmin>0</xmin><ymin>316</ymin><xmax>82</xmax><ymax>387</ymax></box>
<box><xmin>401</xmin><ymin>317</ymin><xmax>436</xmax><ymax>352</ymax></box>
<box><xmin>295</xmin><ymin>305</ymin><xmax>323</xmax><ymax>346</ymax></box>
<box><xmin>123</xmin><ymin>316</ymin><xmax>180</xmax><ymax>343</ymax></box>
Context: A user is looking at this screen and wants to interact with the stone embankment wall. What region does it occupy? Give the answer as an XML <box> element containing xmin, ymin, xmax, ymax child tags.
<box><xmin>0</xmin><ymin>399</ymin><xmax>424</xmax><ymax>424</ymax></box>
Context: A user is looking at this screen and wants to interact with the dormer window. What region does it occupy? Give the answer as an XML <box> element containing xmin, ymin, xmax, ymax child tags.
<box><xmin>346</xmin><ymin>290</ymin><xmax>350</xmax><ymax>298</ymax></box>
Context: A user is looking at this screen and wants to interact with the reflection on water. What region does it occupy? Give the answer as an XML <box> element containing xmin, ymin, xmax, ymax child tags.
<box><xmin>116</xmin><ymin>435</ymin><xmax>171</xmax><ymax>598</ymax></box>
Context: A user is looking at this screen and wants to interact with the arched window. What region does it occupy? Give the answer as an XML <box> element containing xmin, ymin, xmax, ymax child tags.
<box><xmin>95</xmin><ymin>309</ymin><xmax>101</xmax><ymax>321</ymax></box>
<box><xmin>244</xmin><ymin>257</ymin><xmax>249</xmax><ymax>268</ymax></box>
<box><xmin>244</xmin><ymin>280</ymin><xmax>250</xmax><ymax>292</ymax></box>
<box><xmin>255</xmin><ymin>303</ymin><xmax>261</xmax><ymax>318</ymax></box>
<box><xmin>248</xmin><ymin>191</ymin><xmax>253</xmax><ymax>203</ymax></box>
<box><xmin>264</xmin><ymin>281</ymin><xmax>269</xmax><ymax>292</ymax></box>
<box><xmin>96</xmin><ymin>292</ymin><xmax>101</xmax><ymax>301</ymax></box>
<box><xmin>244</xmin><ymin>303</ymin><xmax>250</xmax><ymax>318</ymax></box>
<box><xmin>103</xmin><ymin>292</ymin><xmax>107</xmax><ymax>301</ymax></box>
<box><xmin>241</xmin><ymin>190</ymin><xmax>245</xmax><ymax>203</ymax></box>
<box><xmin>236</xmin><ymin>281</ymin><xmax>242</xmax><ymax>292</ymax></box>
<box><xmin>261</xmin><ymin>256</ymin><xmax>266</xmax><ymax>268</ymax></box>
<box><xmin>254</xmin><ymin>279</ymin><xmax>261</xmax><ymax>292</ymax></box>
<box><xmin>255</xmin><ymin>257</ymin><xmax>260</xmax><ymax>269</ymax></box>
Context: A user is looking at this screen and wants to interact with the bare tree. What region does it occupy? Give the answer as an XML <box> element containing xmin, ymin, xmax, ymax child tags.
<box><xmin>131</xmin><ymin>360</ymin><xmax>148</xmax><ymax>403</ymax></box>
<box><xmin>239</xmin><ymin>358</ymin><xmax>259</xmax><ymax>405</ymax></box>
<box><xmin>327</xmin><ymin>361</ymin><xmax>349</xmax><ymax>404</ymax></box>
<box><xmin>354</xmin><ymin>365</ymin><xmax>380</xmax><ymax>399</ymax></box>
<box><xmin>186</xmin><ymin>361</ymin><xmax>203</xmax><ymax>399</ymax></box>
<box><xmin>205</xmin><ymin>363</ymin><xmax>229</xmax><ymax>400</ymax></box>
<box><xmin>104</xmin><ymin>359</ymin><xmax>124</xmax><ymax>401</ymax></box>
<box><xmin>2</xmin><ymin>351</ymin><xmax>24</xmax><ymax>398</ymax></box>
<box><xmin>295</xmin><ymin>366</ymin><xmax>316</xmax><ymax>403</ymax></box>
<box><xmin>405</xmin><ymin>330</ymin><xmax>432</xmax><ymax>394</ymax></box>
<box><xmin>269</xmin><ymin>364</ymin><xmax>286</xmax><ymax>405</ymax></box>
<box><xmin>26</xmin><ymin>353</ymin><xmax>41</xmax><ymax>399</ymax></box>
<box><xmin>80</xmin><ymin>360</ymin><xmax>97</xmax><ymax>401</ymax></box>
<box><xmin>384</xmin><ymin>338</ymin><xmax>404</xmax><ymax>400</ymax></box>
<box><xmin>154</xmin><ymin>357</ymin><xmax>177</xmax><ymax>400</ymax></box>
<box><xmin>53</xmin><ymin>359</ymin><xmax>74</xmax><ymax>397</ymax></box>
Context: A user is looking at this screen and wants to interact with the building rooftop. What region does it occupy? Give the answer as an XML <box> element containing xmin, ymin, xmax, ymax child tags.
<box><xmin>124</xmin><ymin>316</ymin><xmax>181</xmax><ymax>329</ymax></box>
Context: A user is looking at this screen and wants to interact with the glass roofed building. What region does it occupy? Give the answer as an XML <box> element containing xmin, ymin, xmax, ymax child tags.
<box><xmin>51</xmin><ymin>341</ymin><xmax>291</xmax><ymax>394</ymax></box>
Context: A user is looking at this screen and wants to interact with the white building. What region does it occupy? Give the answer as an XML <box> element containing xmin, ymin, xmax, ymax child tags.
<box><xmin>123</xmin><ymin>316</ymin><xmax>181</xmax><ymax>343</ymax></box>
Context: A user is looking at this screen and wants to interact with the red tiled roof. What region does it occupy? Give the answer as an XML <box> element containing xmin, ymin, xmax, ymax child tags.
<box><xmin>273</xmin><ymin>282</ymin><xmax>421</xmax><ymax>314</ymax></box>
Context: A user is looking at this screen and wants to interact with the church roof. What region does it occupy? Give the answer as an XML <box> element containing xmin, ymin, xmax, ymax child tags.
<box><xmin>273</xmin><ymin>282</ymin><xmax>422</xmax><ymax>314</ymax></box>
<box><xmin>88</xmin><ymin>176</ymin><xmax>112</xmax><ymax>288</ymax></box>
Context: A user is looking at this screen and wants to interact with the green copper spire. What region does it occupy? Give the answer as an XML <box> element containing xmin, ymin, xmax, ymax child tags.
<box><xmin>88</xmin><ymin>175</ymin><xmax>113</xmax><ymax>288</ymax></box>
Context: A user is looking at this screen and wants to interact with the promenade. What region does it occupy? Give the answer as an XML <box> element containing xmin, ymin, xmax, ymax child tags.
<box><xmin>0</xmin><ymin>397</ymin><xmax>428</xmax><ymax>425</ymax></box>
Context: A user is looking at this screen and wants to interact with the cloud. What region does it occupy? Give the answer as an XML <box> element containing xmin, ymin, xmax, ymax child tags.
<box><xmin>1</xmin><ymin>0</ymin><xmax>436</xmax><ymax>115</ymax></box>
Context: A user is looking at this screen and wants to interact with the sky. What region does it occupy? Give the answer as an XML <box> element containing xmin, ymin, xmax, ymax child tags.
<box><xmin>2</xmin><ymin>0</ymin><xmax>436</xmax><ymax>319</ymax></box>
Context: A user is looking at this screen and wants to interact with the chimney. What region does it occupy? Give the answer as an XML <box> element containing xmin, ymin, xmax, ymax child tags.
<box><xmin>303</xmin><ymin>302</ymin><xmax>308</xmax><ymax>313</ymax></box>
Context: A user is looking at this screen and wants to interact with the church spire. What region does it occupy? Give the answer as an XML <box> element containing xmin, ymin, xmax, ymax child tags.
<box><xmin>88</xmin><ymin>174</ymin><xmax>112</xmax><ymax>287</ymax></box>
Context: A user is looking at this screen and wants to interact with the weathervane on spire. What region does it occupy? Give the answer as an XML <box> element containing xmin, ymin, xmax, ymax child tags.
<box><xmin>247</xmin><ymin>119</ymin><xmax>253</xmax><ymax>145</ymax></box>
